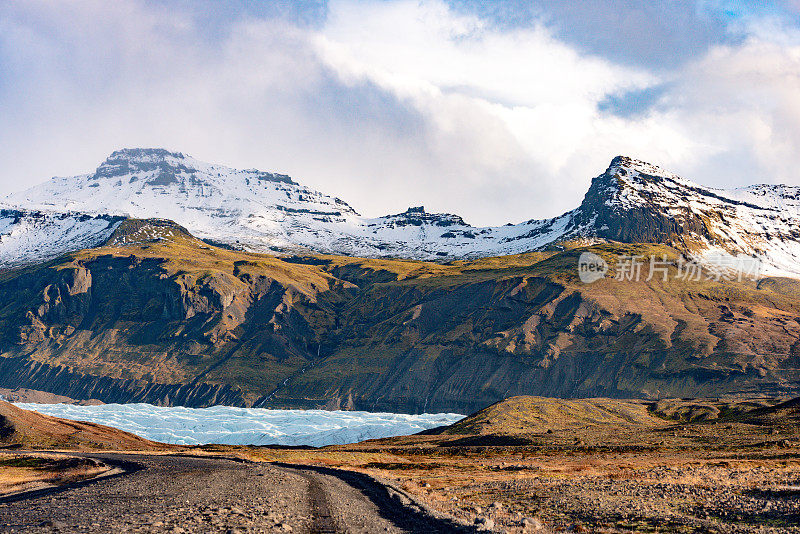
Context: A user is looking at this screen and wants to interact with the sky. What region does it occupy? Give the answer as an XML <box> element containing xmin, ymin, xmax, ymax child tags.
<box><xmin>2</xmin><ymin>1</ymin><xmax>800</xmax><ymax>226</ymax></box>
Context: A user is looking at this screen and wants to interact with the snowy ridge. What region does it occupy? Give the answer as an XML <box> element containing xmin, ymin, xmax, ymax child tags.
<box><xmin>0</xmin><ymin>209</ymin><xmax>121</xmax><ymax>268</ymax></box>
<box><xmin>14</xmin><ymin>402</ymin><xmax>463</xmax><ymax>447</ymax></box>
<box><xmin>1</xmin><ymin>148</ymin><xmax>580</xmax><ymax>261</ymax></box>
<box><xmin>580</xmin><ymin>156</ymin><xmax>800</xmax><ymax>276</ymax></box>
<box><xmin>4</xmin><ymin>149</ymin><xmax>800</xmax><ymax>276</ymax></box>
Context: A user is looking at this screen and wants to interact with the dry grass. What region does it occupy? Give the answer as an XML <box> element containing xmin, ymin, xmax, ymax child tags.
<box><xmin>70</xmin><ymin>225</ymin><xmax>339</xmax><ymax>299</ymax></box>
<box><xmin>0</xmin><ymin>453</ymin><xmax>110</xmax><ymax>495</ymax></box>
<box><xmin>442</xmin><ymin>396</ymin><xmax>664</xmax><ymax>435</ymax></box>
<box><xmin>192</xmin><ymin>395</ymin><xmax>800</xmax><ymax>532</ymax></box>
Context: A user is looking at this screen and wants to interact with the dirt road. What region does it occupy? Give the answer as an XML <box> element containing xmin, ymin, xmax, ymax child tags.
<box><xmin>0</xmin><ymin>453</ymin><xmax>474</xmax><ymax>533</ymax></box>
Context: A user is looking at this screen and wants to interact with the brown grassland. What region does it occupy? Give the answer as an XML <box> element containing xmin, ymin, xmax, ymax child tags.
<box><xmin>190</xmin><ymin>396</ymin><xmax>800</xmax><ymax>533</ymax></box>
<box><xmin>3</xmin><ymin>396</ymin><xmax>800</xmax><ymax>532</ymax></box>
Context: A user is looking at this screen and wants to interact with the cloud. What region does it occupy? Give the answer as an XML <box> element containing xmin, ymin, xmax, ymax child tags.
<box><xmin>1</xmin><ymin>0</ymin><xmax>800</xmax><ymax>227</ymax></box>
<box><xmin>651</xmin><ymin>29</ymin><xmax>800</xmax><ymax>187</ymax></box>
<box><xmin>447</xmin><ymin>0</ymin><xmax>733</xmax><ymax>68</ymax></box>
<box><xmin>311</xmin><ymin>0</ymin><xmax>680</xmax><ymax>219</ymax></box>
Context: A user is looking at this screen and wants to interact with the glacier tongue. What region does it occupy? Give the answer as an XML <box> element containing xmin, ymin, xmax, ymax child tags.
<box><xmin>13</xmin><ymin>402</ymin><xmax>464</xmax><ymax>446</ymax></box>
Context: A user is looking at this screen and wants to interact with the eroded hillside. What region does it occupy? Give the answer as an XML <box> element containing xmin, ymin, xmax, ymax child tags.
<box><xmin>1</xmin><ymin>220</ymin><xmax>799</xmax><ymax>413</ymax></box>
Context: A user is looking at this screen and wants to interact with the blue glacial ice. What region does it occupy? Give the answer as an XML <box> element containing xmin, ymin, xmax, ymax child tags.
<box><xmin>14</xmin><ymin>403</ymin><xmax>464</xmax><ymax>447</ymax></box>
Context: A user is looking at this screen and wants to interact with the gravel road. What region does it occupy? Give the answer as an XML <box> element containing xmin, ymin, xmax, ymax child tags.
<box><xmin>0</xmin><ymin>453</ymin><xmax>474</xmax><ymax>533</ymax></box>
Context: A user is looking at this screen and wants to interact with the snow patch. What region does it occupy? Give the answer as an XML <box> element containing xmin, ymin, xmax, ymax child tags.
<box><xmin>0</xmin><ymin>210</ymin><xmax>120</xmax><ymax>267</ymax></box>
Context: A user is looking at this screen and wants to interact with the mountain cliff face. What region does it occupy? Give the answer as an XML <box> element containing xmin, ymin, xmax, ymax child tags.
<box><xmin>567</xmin><ymin>156</ymin><xmax>800</xmax><ymax>273</ymax></box>
<box><xmin>8</xmin><ymin>150</ymin><xmax>800</xmax><ymax>273</ymax></box>
<box><xmin>1</xmin><ymin>221</ymin><xmax>799</xmax><ymax>413</ymax></box>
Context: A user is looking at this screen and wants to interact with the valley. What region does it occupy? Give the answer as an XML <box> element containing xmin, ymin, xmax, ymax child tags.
<box><xmin>2</xmin><ymin>150</ymin><xmax>800</xmax><ymax>532</ymax></box>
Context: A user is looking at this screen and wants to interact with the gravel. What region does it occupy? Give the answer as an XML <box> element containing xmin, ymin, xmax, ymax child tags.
<box><xmin>0</xmin><ymin>453</ymin><xmax>476</xmax><ymax>533</ymax></box>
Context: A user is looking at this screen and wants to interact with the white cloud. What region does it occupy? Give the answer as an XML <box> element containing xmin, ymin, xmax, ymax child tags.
<box><xmin>312</xmin><ymin>0</ymin><xmax>680</xmax><ymax>218</ymax></box>
<box><xmin>636</xmin><ymin>30</ymin><xmax>800</xmax><ymax>188</ymax></box>
<box><xmin>2</xmin><ymin>0</ymin><xmax>800</xmax><ymax>227</ymax></box>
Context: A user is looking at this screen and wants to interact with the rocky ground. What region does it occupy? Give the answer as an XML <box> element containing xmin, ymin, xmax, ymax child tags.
<box><xmin>5</xmin><ymin>396</ymin><xmax>800</xmax><ymax>533</ymax></box>
<box><xmin>393</xmin><ymin>448</ymin><xmax>800</xmax><ymax>533</ymax></box>
<box><xmin>0</xmin><ymin>453</ymin><xmax>472</xmax><ymax>533</ymax></box>
<box><xmin>4</xmin><ymin>446</ymin><xmax>800</xmax><ymax>534</ymax></box>
<box><xmin>237</xmin><ymin>397</ymin><xmax>800</xmax><ymax>533</ymax></box>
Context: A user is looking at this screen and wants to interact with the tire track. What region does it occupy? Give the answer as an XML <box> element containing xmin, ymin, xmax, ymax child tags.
<box><xmin>297</xmin><ymin>470</ymin><xmax>341</xmax><ymax>534</ymax></box>
<box><xmin>276</xmin><ymin>463</ymin><xmax>478</xmax><ymax>533</ymax></box>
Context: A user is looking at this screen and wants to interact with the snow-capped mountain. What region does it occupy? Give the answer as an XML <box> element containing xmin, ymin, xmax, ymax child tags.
<box><xmin>570</xmin><ymin>156</ymin><xmax>800</xmax><ymax>275</ymax></box>
<box><xmin>3</xmin><ymin>148</ymin><xmax>359</xmax><ymax>255</ymax></box>
<box><xmin>3</xmin><ymin>149</ymin><xmax>800</xmax><ymax>275</ymax></box>
<box><xmin>0</xmin><ymin>148</ymin><xmax>570</xmax><ymax>263</ymax></box>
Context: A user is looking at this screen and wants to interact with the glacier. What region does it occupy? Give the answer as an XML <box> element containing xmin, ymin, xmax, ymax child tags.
<box><xmin>13</xmin><ymin>402</ymin><xmax>463</xmax><ymax>447</ymax></box>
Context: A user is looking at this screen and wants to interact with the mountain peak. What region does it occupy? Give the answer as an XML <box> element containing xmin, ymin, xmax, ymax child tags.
<box><xmin>582</xmin><ymin>156</ymin><xmax>691</xmax><ymax>211</ymax></box>
<box><xmin>606</xmin><ymin>155</ymin><xmax>676</xmax><ymax>180</ymax></box>
<box><xmin>89</xmin><ymin>148</ymin><xmax>296</xmax><ymax>186</ymax></box>
<box><xmin>380</xmin><ymin>205</ymin><xmax>469</xmax><ymax>228</ymax></box>
<box><xmin>104</xmin><ymin>218</ymin><xmax>193</xmax><ymax>247</ymax></box>
<box><xmin>107</xmin><ymin>148</ymin><xmax>186</xmax><ymax>161</ymax></box>
<box><xmin>91</xmin><ymin>148</ymin><xmax>191</xmax><ymax>184</ymax></box>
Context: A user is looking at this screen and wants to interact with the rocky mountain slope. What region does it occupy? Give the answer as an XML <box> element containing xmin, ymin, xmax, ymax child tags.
<box><xmin>570</xmin><ymin>157</ymin><xmax>800</xmax><ymax>275</ymax></box>
<box><xmin>1</xmin><ymin>220</ymin><xmax>799</xmax><ymax>413</ymax></box>
<box><xmin>6</xmin><ymin>149</ymin><xmax>800</xmax><ymax>274</ymax></box>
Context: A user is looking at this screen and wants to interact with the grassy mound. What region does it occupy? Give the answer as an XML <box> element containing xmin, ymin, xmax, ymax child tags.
<box><xmin>439</xmin><ymin>396</ymin><xmax>664</xmax><ymax>435</ymax></box>
<box><xmin>0</xmin><ymin>401</ymin><xmax>171</xmax><ymax>450</ymax></box>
